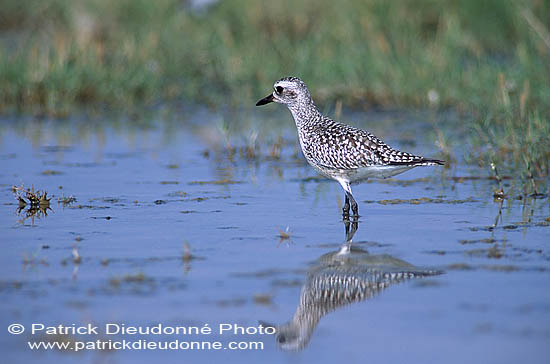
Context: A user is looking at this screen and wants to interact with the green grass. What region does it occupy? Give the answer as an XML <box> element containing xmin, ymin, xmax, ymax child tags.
<box><xmin>0</xmin><ymin>0</ymin><xmax>549</xmax><ymax>183</ymax></box>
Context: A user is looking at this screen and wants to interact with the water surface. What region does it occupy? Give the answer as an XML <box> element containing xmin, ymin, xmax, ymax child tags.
<box><xmin>1</xmin><ymin>110</ymin><xmax>549</xmax><ymax>363</ymax></box>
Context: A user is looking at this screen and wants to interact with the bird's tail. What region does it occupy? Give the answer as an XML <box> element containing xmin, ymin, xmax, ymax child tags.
<box><xmin>417</xmin><ymin>158</ymin><xmax>445</xmax><ymax>166</ymax></box>
<box><xmin>389</xmin><ymin>158</ymin><xmax>445</xmax><ymax>166</ymax></box>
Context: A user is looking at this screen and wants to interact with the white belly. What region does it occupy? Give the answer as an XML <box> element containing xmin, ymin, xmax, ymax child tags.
<box><xmin>353</xmin><ymin>165</ymin><xmax>415</xmax><ymax>181</ymax></box>
<box><xmin>317</xmin><ymin>165</ymin><xmax>416</xmax><ymax>184</ymax></box>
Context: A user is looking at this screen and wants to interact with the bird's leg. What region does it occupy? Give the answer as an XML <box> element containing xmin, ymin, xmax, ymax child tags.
<box><xmin>348</xmin><ymin>191</ymin><xmax>359</xmax><ymax>217</ymax></box>
<box><xmin>349</xmin><ymin>193</ymin><xmax>359</xmax><ymax>217</ymax></box>
<box><xmin>343</xmin><ymin>194</ymin><xmax>350</xmax><ymax>218</ymax></box>
<box><xmin>345</xmin><ymin>216</ymin><xmax>358</xmax><ymax>242</ymax></box>
<box><xmin>343</xmin><ymin>215</ymin><xmax>359</xmax><ymax>250</ymax></box>
<box><xmin>338</xmin><ymin>179</ymin><xmax>356</xmax><ymax>219</ymax></box>
<box><xmin>351</xmin><ymin>215</ymin><xmax>359</xmax><ymax>234</ymax></box>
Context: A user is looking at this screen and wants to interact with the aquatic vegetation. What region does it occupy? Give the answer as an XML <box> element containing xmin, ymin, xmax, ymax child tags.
<box><xmin>490</xmin><ymin>162</ymin><xmax>506</xmax><ymax>200</ymax></box>
<box><xmin>364</xmin><ymin>197</ymin><xmax>477</xmax><ymax>205</ymax></box>
<box><xmin>109</xmin><ymin>272</ymin><xmax>151</xmax><ymax>288</ymax></box>
<box><xmin>58</xmin><ymin>194</ymin><xmax>76</xmax><ymax>206</ymax></box>
<box><xmin>253</xmin><ymin>293</ymin><xmax>273</xmax><ymax>305</ymax></box>
<box><xmin>181</xmin><ymin>241</ymin><xmax>202</xmax><ymax>263</ymax></box>
<box><xmin>72</xmin><ymin>246</ymin><xmax>82</xmax><ymax>265</ymax></box>
<box><xmin>0</xmin><ymin>0</ymin><xmax>548</xmax><ymax>186</ymax></box>
<box><xmin>277</xmin><ymin>226</ymin><xmax>292</xmax><ymax>245</ymax></box>
<box><xmin>12</xmin><ymin>184</ymin><xmax>51</xmax><ymax>208</ymax></box>
<box><xmin>22</xmin><ymin>249</ymin><xmax>49</xmax><ymax>267</ymax></box>
<box><xmin>188</xmin><ymin>179</ymin><xmax>243</xmax><ymax>185</ymax></box>
<box><xmin>12</xmin><ymin>184</ymin><xmax>52</xmax><ymax>224</ymax></box>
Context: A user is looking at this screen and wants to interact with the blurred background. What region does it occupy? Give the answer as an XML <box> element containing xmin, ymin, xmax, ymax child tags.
<box><xmin>0</xmin><ymin>0</ymin><xmax>549</xmax><ymax>180</ymax></box>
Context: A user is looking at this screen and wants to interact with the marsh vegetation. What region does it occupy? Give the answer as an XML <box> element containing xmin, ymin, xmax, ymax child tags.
<box><xmin>0</xmin><ymin>0</ymin><xmax>548</xmax><ymax>187</ymax></box>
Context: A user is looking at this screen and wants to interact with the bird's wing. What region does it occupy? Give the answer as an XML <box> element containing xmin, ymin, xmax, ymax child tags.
<box><xmin>327</xmin><ymin>122</ymin><xmax>424</xmax><ymax>168</ymax></box>
<box><xmin>304</xmin><ymin>119</ymin><xmax>442</xmax><ymax>170</ymax></box>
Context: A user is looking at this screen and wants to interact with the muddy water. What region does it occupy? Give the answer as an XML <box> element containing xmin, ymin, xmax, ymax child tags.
<box><xmin>0</xmin><ymin>111</ymin><xmax>549</xmax><ymax>363</ymax></box>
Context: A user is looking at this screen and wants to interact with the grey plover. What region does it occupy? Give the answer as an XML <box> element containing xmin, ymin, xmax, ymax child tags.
<box><xmin>256</xmin><ymin>77</ymin><xmax>444</xmax><ymax>217</ymax></box>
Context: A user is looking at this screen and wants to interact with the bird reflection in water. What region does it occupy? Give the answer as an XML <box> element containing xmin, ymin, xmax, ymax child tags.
<box><xmin>263</xmin><ymin>218</ymin><xmax>442</xmax><ymax>351</ymax></box>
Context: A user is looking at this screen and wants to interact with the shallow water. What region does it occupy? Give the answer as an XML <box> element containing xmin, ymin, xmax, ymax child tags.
<box><xmin>1</xmin><ymin>110</ymin><xmax>549</xmax><ymax>363</ymax></box>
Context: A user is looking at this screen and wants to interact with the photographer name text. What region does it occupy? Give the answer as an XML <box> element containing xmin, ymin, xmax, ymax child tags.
<box><xmin>15</xmin><ymin>323</ymin><xmax>275</xmax><ymax>336</ymax></box>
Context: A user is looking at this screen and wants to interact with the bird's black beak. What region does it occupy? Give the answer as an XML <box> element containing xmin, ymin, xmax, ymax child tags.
<box><xmin>256</xmin><ymin>93</ymin><xmax>274</xmax><ymax>106</ymax></box>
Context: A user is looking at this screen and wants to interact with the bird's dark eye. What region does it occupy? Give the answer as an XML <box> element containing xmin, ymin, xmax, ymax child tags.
<box><xmin>277</xmin><ymin>335</ymin><xmax>286</xmax><ymax>344</ymax></box>
<box><xmin>275</xmin><ymin>86</ymin><xmax>284</xmax><ymax>94</ymax></box>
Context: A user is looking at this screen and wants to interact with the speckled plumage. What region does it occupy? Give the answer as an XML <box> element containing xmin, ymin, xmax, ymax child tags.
<box><xmin>260</xmin><ymin>219</ymin><xmax>443</xmax><ymax>351</ymax></box>
<box><xmin>256</xmin><ymin>77</ymin><xmax>444</xmax><ymax>217</ymax></box>
<box><xmin>268</xmin><ymin>245</ymin><xmax>441</xmax><ymax>351</ymax></box>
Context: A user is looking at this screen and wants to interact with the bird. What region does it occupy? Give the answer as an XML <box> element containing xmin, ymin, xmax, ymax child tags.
<box><xmin>256</xmin><ymin>77</ymin><xmax>444</xmax><ymax>218</ymax></box>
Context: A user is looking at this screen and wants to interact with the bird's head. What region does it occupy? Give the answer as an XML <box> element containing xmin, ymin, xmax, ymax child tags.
<box><xmin>256</xmin><ymin>77</ymin><xmax>313</xmax><ymax>109</ymax></box>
